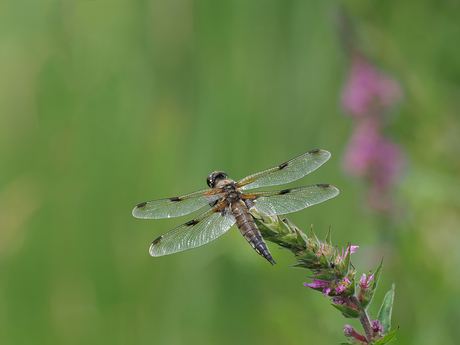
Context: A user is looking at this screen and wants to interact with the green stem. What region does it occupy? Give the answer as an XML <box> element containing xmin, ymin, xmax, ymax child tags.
<box><xmin>350</xmin><ymin>295</ymin><xmax>373</xmax><ymax>343</ymax></box>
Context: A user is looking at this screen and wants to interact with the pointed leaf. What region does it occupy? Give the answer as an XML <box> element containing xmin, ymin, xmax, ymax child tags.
<box><xmin>372</xmin><ymin>258</ymin><xmax>384</xmax><ymax>290</ymax></box>
<box><xmin>321</xmin><ymin>252</ymin><xmax>329</xmax><ymax>266</ymax></box>
<box><xmin>344</xmin><ymin>243</ymin><xmax>352</xmax><ymax>268</ymax></box>
<box><xmin>295</xmin><ymin>229</ymin><xmax>307</xmax><ymax>247</ymax></box>
<box><xmin>348</xmin><ymin>277</ymin><xmax>356</xmax><ymax>296</ymax></box>
<box><xmin>377</xmin><ymin>282</ymin><xmax>395</xmax><ymax>332</ymax></box>
<box><xmin>309</xmin><ymin>225</ymin><xmax>319</xmax><ymax>243</ymax></box>
<box><xmin>284</xmin><ymin>217</ymin><xmax>298</xmax><ymax>233</ymax></box>
<box><xmin>374</xmin><ymin>327</ymin><xmax>399</xmax><ymax>345</ymax></box>
<box><xmin>337</xmin><ymin>243</ymin><xmax>352</xmax><ymax>280</ymax></box>
<box><xmin>325</xmin><ymin>226</ymin><xmax>332</xmax><ymax>246</ymax></box>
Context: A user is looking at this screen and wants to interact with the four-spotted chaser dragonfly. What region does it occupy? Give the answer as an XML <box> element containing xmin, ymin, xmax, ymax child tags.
<box><xmin>132</xmin><ymin>149</ymin><xmax>339</xmax><ymax>265</ymax></box>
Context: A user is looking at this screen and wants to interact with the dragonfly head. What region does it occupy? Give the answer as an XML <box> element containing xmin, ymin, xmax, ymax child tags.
<box><xmin>207</xmin><ymin>171</ymin><xmax>228</xmax><ymax>188</ymax></box>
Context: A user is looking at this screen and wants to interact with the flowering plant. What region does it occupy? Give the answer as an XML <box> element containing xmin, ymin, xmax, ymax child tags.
<box><xmin>252</xmin><ymin>209</ymin><xmax>398</xmax><ymax>344</ymax></box>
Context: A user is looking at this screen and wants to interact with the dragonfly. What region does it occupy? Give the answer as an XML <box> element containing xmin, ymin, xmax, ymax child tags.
<box><xmin>132</xmin><ymin>149</ymin><xmax>339</xmax><ymax>265</ymax></box>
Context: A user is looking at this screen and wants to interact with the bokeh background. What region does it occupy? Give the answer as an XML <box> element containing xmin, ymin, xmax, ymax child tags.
<box><xmin>1</xmin><ymin>1</ymin><xmax>460</xmax><ymax>344</ymax></box>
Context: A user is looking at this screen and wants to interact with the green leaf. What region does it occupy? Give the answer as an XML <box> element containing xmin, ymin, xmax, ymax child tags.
<box><xmin>337</xmin><ymin>243</ymin><xmax>352</xmax><ymax>280</ymax></box>
<box><xmin>348</xmin><ymin>276</ymin><xmax>356</xmax><ymax>295</ymax></box>
<box><xmin>289</xmin><ymin>263</ymin><xmax>308</xmax><ymax>269</ymax></box>
<box><xmin>377</xmin><ymin>282</ymin><xmax>395</xmax><ymax>332</ymax></box>
<box><xmin>295</xmin><ymin>229</ymin><xmax>307</xmax><ymax>247</ymax></box>
<box><xmin>325</xmin><ymin>225</ymin><xmax>332</xmax><ymax>246</ymax></box>
<box><xmin>373</xmin><ymin>327</ymin><xmax>399</xmax><ymax>344</ymax></box>
<box><xmin>344</xmin><ymin>243</ymin><xmax>352</xmax><ymax>268</ymax></box>
<box><xmin>309</xmin><ymin>225</ymin><xmax>319</xmax><ymax>243</ymax></box>
<box><xmin>320</xmin><ymin>252</ymin><xmax>329</xmax><ymax>266</ymax></box>
<box><xmin>331</xmin><ymin>303</ymin><xmax>362</xmax><ymax>319</ymax></box>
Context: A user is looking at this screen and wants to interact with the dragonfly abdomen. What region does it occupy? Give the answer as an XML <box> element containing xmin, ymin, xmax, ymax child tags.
<box><xmin>231</xmin><ymin>201</ymin><xmax>276</xmax><ymax>265</ymax></box>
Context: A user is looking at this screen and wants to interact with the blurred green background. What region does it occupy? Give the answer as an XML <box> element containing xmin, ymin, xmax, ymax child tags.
<box><xmin>1</xmin><ymin>1</ymin><xmax>460</xmax><ymax>344</ymax></box>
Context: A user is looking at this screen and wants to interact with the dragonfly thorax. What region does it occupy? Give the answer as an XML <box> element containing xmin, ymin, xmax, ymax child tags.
<box><xmin>218</xmin><ymin>180</ymin><xmax>242</xmax><ymax>204</ymax></box>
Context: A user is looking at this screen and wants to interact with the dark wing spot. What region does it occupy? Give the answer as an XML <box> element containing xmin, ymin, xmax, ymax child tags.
<box><xmin>317</xmin><ymin>184</ymin><xmax>330</xmax><ymax>187</ymax></box>
<box><xmin>152</xmin><ymin>235</ymin><xmax>163</xmax><ymax>245</ymax></box>
<box><xmin>170</xmin><ymin>197</ymin><xmax>182</xmax><ymax>202</ymax></box>
<box><xmin>279</xmin><ymin>162</ymin><xmax>288</xmax><ymax>170</ymax></box>
<box><xmin>279</xmin><ymin>189</ymin><xmax>291</xmax><ymax>195</ymax></box>
<box><xmin>136</xmin><ymin>202</ymin><xmax>147</xmax><ymax>208</ymax></box>
<box><xmin>186</xmin><ymin>219</ymin><xmax>199</xmax><ymax>226</ymax></box>
<box><xmin>308</xmin><ymin>148</ymin><xmax>320</xmax><ymax>154</ymax></box>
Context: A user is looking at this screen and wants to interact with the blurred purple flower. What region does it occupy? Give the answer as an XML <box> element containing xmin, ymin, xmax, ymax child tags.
<box><xmin>341</xmin><ymin>54</ymin><xmax>403</xmax><ymax>118</ymax></box>
<box><xmin>343</xmin><ymin>120</ymin><xmax>403</xmax><ymax>178</ymax></box>
<box><xmin>340</xmin><ymin>54</ymin><xmax>406</xmax><ymax>212</ymax></box>
<box><xmin>342</xmin><ymin>119</ymin><xmax>406</xmax><ymax>211</ymax></box>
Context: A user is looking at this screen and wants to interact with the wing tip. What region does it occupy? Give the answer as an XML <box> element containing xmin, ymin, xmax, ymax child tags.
<box><xmin>132</xmin><ymin>202</ymin><xmax>147</xmax><ymax>218</ymax></box>
<box><xmin>308</xmin><ymin>148</ymin><xmax>331</xmax><ymax>159</ymax></box>
<box><xmin>323</xmin><ymin>184</ymin><xmax>340</xmax><ymax>197</ymax></box>
<box><xmin>149</xmin><ymin>236</ymin><xmax>163</xmax><ymax>256</ymax></box>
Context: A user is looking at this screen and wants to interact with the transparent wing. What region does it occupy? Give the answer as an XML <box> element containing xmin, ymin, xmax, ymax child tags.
<box><xmin>149</xmin><ymin>203</ymin><xmax>236</xmax><ymax>256</ymax></box>
<box><xmin>238</xmin><ymin>149</ymin><xmax>331</xmax><ymax>191</ymax></box>
<box><xmin>132</xmin><ymin>189</ymin><xmax>224</xmax><ymax>219</ymax></box>
<box><xmin>246</xmin><ymin>184</ymin><xmax>339</xmax><ymax>216</ymax></box>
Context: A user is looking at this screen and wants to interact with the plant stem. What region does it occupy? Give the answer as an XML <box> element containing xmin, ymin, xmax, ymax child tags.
<box><xmin>350</xmin><ymin>295</ymin><xmax>373</xmax><ymax>343</ymax></box>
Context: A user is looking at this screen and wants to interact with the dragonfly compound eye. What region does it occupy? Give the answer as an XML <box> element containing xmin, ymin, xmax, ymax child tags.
<box><xmin>207</xmin><ymin>171</ymin><xmax>228</xmax><ymax>188</ymax></box>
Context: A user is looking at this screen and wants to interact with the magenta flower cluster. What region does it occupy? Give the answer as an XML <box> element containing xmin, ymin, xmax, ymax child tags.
<box><xmin>304</xmin><ymin>277</ymin><xmax>351</xmax><ymax>297</ymax></box>
<box><xmin>304</xmin><ymin>246</ymin><xmax>358</xmax><ymax>297</ymax></box>
<box><xmin>341</xmin><ymin>55</ymin><xmax>402</xmax><ymax>118</ymax></box>
<box><xmin>341</xmin><ymin>54</ymin><xmax>406</xmax><ymax>212</ymax></box>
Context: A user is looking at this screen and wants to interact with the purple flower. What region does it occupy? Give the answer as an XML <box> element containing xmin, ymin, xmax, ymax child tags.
<box><xmin>343</xmin><ymin>324</ymin><xmax>354</xmax><ymax>335</ymax></box>
<box><xmin>335</xmin><ymin>283</ymin><xmax>346</xmax><ymax>294</ymax></box>
<box><xmin>341</xmin><ymin>54</ymin><xmax>403</xmax><ymax>118</ymax></box>
<box><xmin>340</xmin><ymin>53</ymin><xmax>406</xmax><ymax>212</ymax></box>
<box><xmin>305</xmin><ymin>276</ymin><xmax>353</xmax><ymax>298</ymax></box>
<box><xmin>342</xmin><ymin>119</ymin><xmax>406</xmax><ymax>211</ymax></box>
<box><xmin>331</xmin><ymin>295</ymin><xmax>355</xmax><ymax>308</ymax></box>
<box><xmin>343</xmin><ymin>324</ymin><xmax>368</xmax><ymax>344</ymax></box>
<box><xmin>342</xmin><ymin>245</ymin><xmax>359</xmax><ymax>259</ymax></box>
<box><xmin>304</xmin><ymin>279</ymin><xmax>332</xmax><ymax>297</ymax></box>
<box><xmin>359</xmin><ymin>273</ymin><xmax>374</xmax><ymax>289</ymax></box>
<box><xmin>372</xmin><ymin>319</ymin><xmax>384</xmax><ymax>334</ymax></box>
<box><xmin>357</xmin><ymin>273</ymin><xmax>375</xmax><ymax>304</ymax></box>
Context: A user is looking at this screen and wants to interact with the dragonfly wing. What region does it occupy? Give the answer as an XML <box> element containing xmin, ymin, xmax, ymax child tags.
<box><xmin>132</xmin><ymin>189</ymin><xmax>224</xmax><ymax>219</ymax></box>
<box><xmin>149</xmin><ymin>203</ymin><xmax>236</xmax><ymax>256</ymax></box>
<box><xmin>247</xmin><ymin>184</ymin><xmax>339</xmax><ymax>216</ymax></box>
<box><xmin>238</xmin><ymin>149</ymin><xmax>331</xmax><ymax>190</ymax></box>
